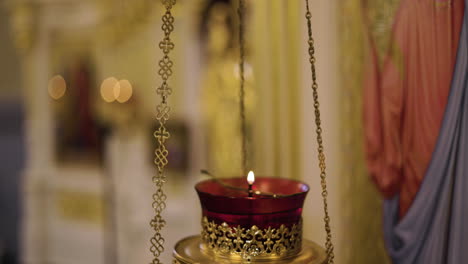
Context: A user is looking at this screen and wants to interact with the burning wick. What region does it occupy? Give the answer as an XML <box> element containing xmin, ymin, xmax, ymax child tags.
<box><xmin>200</xmin><ymin>169</ymin><xmax>281</xmax><ymax>198</ymax></box>
<box><xmin>247</xmin><ymin>171</ymin><xmax>255</xmax><ymax>197</ymax></box>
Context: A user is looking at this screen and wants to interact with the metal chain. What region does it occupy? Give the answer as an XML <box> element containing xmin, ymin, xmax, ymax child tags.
<box><xmin>304</xmin><ymin>0</ymin><xmax>335</xmax><ymax>263</ymax></box>
<box><xmin>150</xmin><ymin>0</ymin><xmax>176</xmax><ymax>263</ymax></box>
<box><xmin>238</xmin><ymin>0</ymin><xmax>248</xmax><ymax>175</ymax></box>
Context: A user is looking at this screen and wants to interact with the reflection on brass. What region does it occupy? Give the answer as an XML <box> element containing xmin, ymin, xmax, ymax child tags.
<box><xmin>56</xmin><ymin>190</ymin><xmax>104</xmax><ymax>226</ymax></box>
<box><xmin>173</xmin><ymin>235</ymin><xmax>326</xmax><ymax>264</ymax></box>
<box><xmin>201</xmin><ymin>217</ymin><xmax>302</xmax><ymax>261</ymax></box>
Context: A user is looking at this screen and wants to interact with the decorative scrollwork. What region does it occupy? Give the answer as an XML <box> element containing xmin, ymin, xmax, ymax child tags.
<box><xmin>162</xmin><ymin>13</ymin><xmax>175</xmax><ymax>35</ymax></box>
<box><xmin>159</xmin><ymin>38</ymin><xmax>175</xmax><ymax>54</ymax></box>
<box><xmin>201</xmin><ymin>217</ymin><xmax>302</xmax><ymax>261</ymax></box>
<box><xmin>158</xmin><ymin>56</ymin><xmax>174</xmax><ymax>81</ymax></box>
<box><xmin>157</xmin><ymin>83</ymin><xmax>173</xmax><ymax>98</ymax></box>
<box><xmin>162</xmin><ymin>0</ymin><xmax>176</xmax><ymax>9</ymax></box>
<box><xmin>154</xmin><ymin>145</ymin><xmax>169</xmax><ymax>171</ymax></box>
<box><xmin>156</xmin><ymin>104</ymin><xmax>171</xmax><ymax>122</ymax></box>
<box><xmin>154</xmin><ymin>126</ymin><xmax>170</xmax><ymax>144</ymax></box>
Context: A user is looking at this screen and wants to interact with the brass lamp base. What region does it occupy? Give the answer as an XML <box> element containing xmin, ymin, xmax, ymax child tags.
<box><xmin>173</xmin><ymin>236</ymin><xmax>327</xmax><ymax>264</ymax></box>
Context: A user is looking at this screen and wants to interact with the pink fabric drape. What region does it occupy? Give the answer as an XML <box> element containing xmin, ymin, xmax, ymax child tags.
<box><xmin>364</xmin><ymin>0</ymin><xmax>464</xmax><ymax>217</ymax></box>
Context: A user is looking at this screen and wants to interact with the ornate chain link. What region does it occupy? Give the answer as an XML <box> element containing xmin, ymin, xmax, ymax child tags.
<box><xmin>304</xmin><ymin>0</ymin><xmax>335</xmax><ymax>263</ymax></box>
<box><xmin>150</xmin><ymin>1</ymin><xmax>176</xmax><ymax>263</ymax></box>
<box><xmin>238</xmin><ymin>0</ymin><xmax>248</xmax><ymax>175</ymax></box>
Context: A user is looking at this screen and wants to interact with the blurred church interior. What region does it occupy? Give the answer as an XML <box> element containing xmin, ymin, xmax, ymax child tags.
<box><xmin>0</xmin><ymin>0</ymin><xmax>403</xmax><ymax>263</ymax></box>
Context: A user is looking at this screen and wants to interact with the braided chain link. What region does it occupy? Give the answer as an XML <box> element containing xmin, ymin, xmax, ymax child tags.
<box><xmin>238</xmin><ymin>0</ymin><xmax>248</xmax><ymax>175</ymax></box>
<box><xmin>304</xmin><ymin>0</ymin><xmax>335</xmax><ymax>263</ymax></box>
<box><xmin>150</xmin><ymin>1</ymin><xmax>176</xmax><ymax>263</ymax></box>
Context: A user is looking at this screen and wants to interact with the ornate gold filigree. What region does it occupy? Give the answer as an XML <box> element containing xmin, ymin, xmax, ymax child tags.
<box><xmin>200</xmin><ymin>217</ymin><xmax>302</xmax><ymax>261</ymax></box>
<box><xmin>150</xmin><ymin>1</ymin><xmax>176</xmax><ymax>264</ymax></box>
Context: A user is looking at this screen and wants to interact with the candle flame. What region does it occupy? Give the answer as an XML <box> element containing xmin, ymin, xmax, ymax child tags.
<box><xmin>247</xmin><ymin>171</ymin><xmax>255</xmax><ymax>185</ymax></box>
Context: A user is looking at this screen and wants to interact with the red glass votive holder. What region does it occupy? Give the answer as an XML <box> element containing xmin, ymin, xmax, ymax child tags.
<box><xmin>195</xmin><ymin>177</ymin><xmax>309</xmax><ymax>229</ymax></box>
<box><xmin>173</xmin><ymin>177</ymin><xmax>326</xmax><ymax>263</ymax></box>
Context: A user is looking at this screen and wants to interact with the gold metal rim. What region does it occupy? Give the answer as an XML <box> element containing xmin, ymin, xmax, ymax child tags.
<box><xmin>173</xmin><ymin>235</ymin><xmax>327</xmax><ymax>264</ymax></box>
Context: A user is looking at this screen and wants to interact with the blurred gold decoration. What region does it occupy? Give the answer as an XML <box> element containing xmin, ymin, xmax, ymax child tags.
<box><xmin>362</xmin><ymin>0</ymin><xmax>401</xmax><ymax>65</ymax></box>
<box><xmin>48</xmin><ymin>75</ymin><xmax>67</xmax><ymax>100</ymax></box>
<box><xmin>115</xmin><ymin>79</ymin><xmax>133</xmax><ymax>103</ymax></box>
<box><xmin>8</xmin><ymin>2</ymin><xmax>36</xmax><ymax>53</ymax></box>
<box><xmin>202</xmin><ymin>1</ymin><xmax>255</xmax><ymax>177</ymax></box>
<box><xmin>56</xmin><ymin>190</ymin><xmax>105</xmax><ymax>226</ymax></box>
<box><xmin>101</xmin><ymin>77</ymin><xmax>119</xmax><ymax>103</ymax></box>
<box><xmin>150</xmin><ymin>0</ymin><xmax>176</xmax><ymax>263</ymax></box>
<box><xmin>337</xmin><ymin>0</ymin><xmax>399</xmax><ymax>263</ymax></box>
<box><xmin>97</xmin><ymin>0</ymin><xmax>161</xmax><ymax>45</ymax></box>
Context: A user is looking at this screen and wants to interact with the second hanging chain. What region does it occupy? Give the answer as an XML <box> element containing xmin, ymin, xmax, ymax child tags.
<box><xmin>238</xmin><ymin>0</ymin><xmax>248</xmax><ymax>176</ymax></box>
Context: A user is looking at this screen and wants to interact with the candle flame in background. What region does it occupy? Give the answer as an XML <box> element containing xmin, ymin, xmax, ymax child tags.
<box><xmin>247</xmin><ymin>171</ymin><xmax>255</xmax><ymax>185</ymax></box>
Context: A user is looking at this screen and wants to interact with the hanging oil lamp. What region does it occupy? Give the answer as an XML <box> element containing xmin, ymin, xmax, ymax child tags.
<box><xmin>151</xmin><ymin>0</ymin><xmax>335</xmax><ymax>263</ymax></box>
<box><xmin>172</xmin><ymin>172</ymin><xmax>327</xmax><ymax>263</ymax></box>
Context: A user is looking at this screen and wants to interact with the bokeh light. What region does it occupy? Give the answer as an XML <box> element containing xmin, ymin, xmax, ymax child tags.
<box><xmin>115</xmin><ymin>79</ymin><xmax>133</xmax><ymax>103</ymax></box>
<box><xmin>100</xmin><ymin>77</ymin><xmax>118</xmax><ymax>103</ymax></box>
<box><xmin>48</xmin><ymin>75</ymin><xmax>67</xmax><ymax>100</ymax></box>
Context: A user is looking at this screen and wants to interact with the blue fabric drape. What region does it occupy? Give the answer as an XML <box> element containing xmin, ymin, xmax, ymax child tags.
<box><xmin>384</xmin><ymin>4</ymin><xmax>468</xmax><ymax>263</ymax></box>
